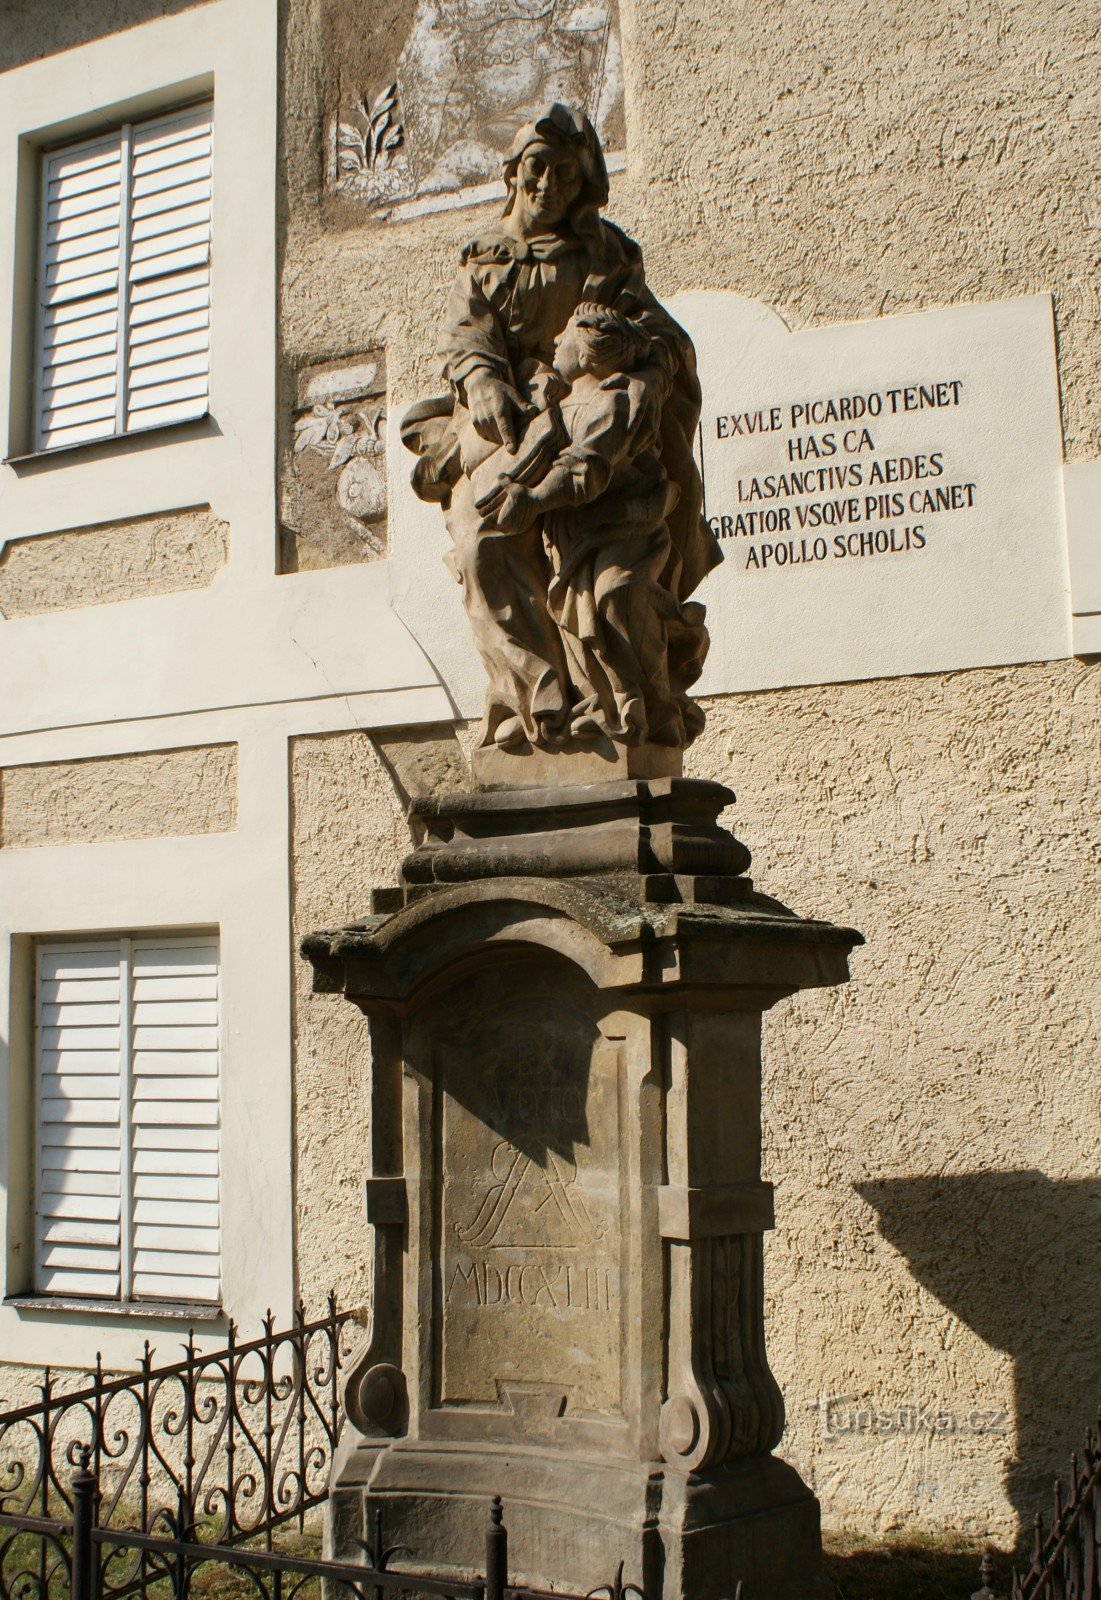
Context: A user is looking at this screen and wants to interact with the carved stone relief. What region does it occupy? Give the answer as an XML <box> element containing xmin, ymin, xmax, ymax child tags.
<box><xmin>430</xmin><ymin>982</ymin><xmax>622</xmax><ymax>1418</ymax></box>
<box><xmin>324</xmin><ymin>0</ymin><xmax>624</xmax><ymax>219</ymax></box>
<box><xmin>282</xmin><ymin>352</ymin><xmax>388</xmax><ymax>571</ymax></box>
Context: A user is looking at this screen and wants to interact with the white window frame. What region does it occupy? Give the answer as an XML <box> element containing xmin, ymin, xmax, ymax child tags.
<box><xmin>32</xmin><ymin>98</ymin><xmax>213</xmax><ymax>455</ymax></box>
<box><xmin>34</xmin><ymin>931</ymin><xmax>222</xmax><ymax>1309</ymax></box>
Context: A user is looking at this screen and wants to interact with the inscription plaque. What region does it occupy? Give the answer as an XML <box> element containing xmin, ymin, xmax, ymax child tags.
<box><xmin>389</xmin><ymin>292</ymin><xmax>1073</xmax><ymax>703</ymax></box>
<box><xmin>673</xmin><ymin>290</ymin><xmax>1070</xmax><ymax>693</ymax></box>
<box><xmin>433</xmin><ymin>993</ymin><xmax>621</xmax><ymax>1416</ymax></box>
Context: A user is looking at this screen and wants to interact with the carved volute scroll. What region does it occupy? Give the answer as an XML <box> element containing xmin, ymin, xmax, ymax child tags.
<box><xmin>660</xmin><ymin>1233</ymin><xmax>784</xmax><ymax>1473</ymax></box>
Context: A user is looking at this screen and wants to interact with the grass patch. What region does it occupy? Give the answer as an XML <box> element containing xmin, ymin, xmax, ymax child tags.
<box><xmin>823</xmin><ymin>1529</ymin><xmax>1016</xmax><ymax>1600</ymax></box>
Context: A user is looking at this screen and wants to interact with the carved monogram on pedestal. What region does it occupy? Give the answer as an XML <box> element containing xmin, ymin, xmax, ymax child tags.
<box><xmin>434</xmin><ymin>999</ymin><xmax>622</xmax><ymax>1418</ymax></box>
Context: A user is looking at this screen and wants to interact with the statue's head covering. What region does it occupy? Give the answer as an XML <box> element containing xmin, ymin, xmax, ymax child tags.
<box><xmin>501</xmin><ymin>103</ymin><xmax>609</xmax><ymax>235</ymax></box>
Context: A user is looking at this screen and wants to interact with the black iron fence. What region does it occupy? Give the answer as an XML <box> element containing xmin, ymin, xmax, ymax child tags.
<box><xmin>974</xmin><ymin>1416</ymin><xmax>1101</xmax><ymax>1600</ymax></box>
<box><xmin>0</xmin><ymin>1304</ymin><xmax>657</xmax><ymax>1600</ymax></box>
<box><xmin>8</xmin><ymin>1446</ymin><xmax>650</xmax><ymax>1600</ymax></box>
<box><xmin>4</xmin><ymin>1295</ymin><xmax>1099</xmax><ymax>1600</ymax></box>
<box><xmin>0</xmin><ymin>1296</ymin><xmax>355</xmax><ymax>1553</ymax></box>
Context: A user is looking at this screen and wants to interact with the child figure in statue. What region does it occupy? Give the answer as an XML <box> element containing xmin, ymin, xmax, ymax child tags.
<box><xmin>475</xmin><ymin>302</ymin><xmax>705</xmax><ymax>748</ymax></box>
<box><xmin>401</xmin><ymin>103</ymin><xmax>720</xmax><ymax>755</ymax></box>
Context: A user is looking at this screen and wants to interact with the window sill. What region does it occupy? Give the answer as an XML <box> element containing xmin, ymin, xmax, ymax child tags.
<box><xmin>4</xmin><ymin>412</ymin><xmax>217</xmax><ymax>472</ymax></box>
<box><xmin>4</xmin><ymin>1294</ymin><xmax>224</xmax><ymax>1323</ymax></box>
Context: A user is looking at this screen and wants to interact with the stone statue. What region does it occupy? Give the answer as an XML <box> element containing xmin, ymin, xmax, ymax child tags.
<box><xmin>402</xmin><ymin>103</ymin><xmax>721</xmax><ymax>757</ymax></box>
<box><xmin>312</xmin><ymin>103</ymin><xmax>862</xmax><ymax>1600</ymax></box>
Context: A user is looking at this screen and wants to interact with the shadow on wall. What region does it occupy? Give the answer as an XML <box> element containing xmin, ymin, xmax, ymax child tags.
<box><xmin>0</xmin><ymin>0</ymin><xmax>220</xmax><ymax>75</ymax></box>
<box><xmin>858</xmin><ymin>1172</ymin><xmax>1101</xmax><ymax>1536</ymax></box>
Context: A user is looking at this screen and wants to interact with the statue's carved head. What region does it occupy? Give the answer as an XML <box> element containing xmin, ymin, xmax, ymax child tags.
<box><xmin>501</xmin><ymin>103</ymin><xmax>609</xmax><ymax>234</ymax></box>
<box><xmin>554</xmin><ymin>302</ymin><xmax>652</xmax><ymax>381</ymax></box>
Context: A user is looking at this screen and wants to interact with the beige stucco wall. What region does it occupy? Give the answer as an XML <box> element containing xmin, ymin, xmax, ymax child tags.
<box><xmin>289</xmin><ymin>731</ymin><xmax>408</xmax><ymax>1313</ymax></box>
<box><xmin>0</xmin><ymin>1365</ymin><xmax>48</xmax><ymax>1413</ymax></box>
<box><xmin>0</xmin><ymin>746</ymin><xmax>237</xmax><ymax>849</ymax></box>
<box><xmin>0</xmin><ymin>0</ymin><xmax>218</xmax><ymax>74</ymax></box>
<box><xmin>690</xmin><ymin>657</ymin><xmax>1100</xmax><ymax>1539</ymax></box>
<box><xmin>287</xmin><ymin>657</ymin><xmax>1099</xmax><ymax>1542</ymax></box>
<box><xmin>280</xmin><ymin>0</ymin><xmax>1101</xmax><ymax>459</ymax></box>
<box><xmin>0</xmin><ymin>508</ymin><xmax>229</xmax><ymax>620</ymax></box>
<box><xmin>276</xmin><ymin>0</ymin><xmax>1101</xmax><ymax>1541</ymax></box>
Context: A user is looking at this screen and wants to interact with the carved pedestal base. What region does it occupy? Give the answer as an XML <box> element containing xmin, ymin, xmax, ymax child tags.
<box><xmin>327</xmin><ymin>1442</ymin><xmax>823</xmax><ymax>1600</ymax></box>
<box><xmin>302</xmin><ymin>779</ymin><xmax>861</xmax><ymax>1600</ymax></box>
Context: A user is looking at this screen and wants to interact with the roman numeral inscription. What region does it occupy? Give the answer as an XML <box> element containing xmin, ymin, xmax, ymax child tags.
<box><xmin>432</xmin><ymin>987</ymin><xmax>622</xmax><ymax>1417</ymax></box>
<box><xmin>445</xmin><ymin>1260</ymin><xmax>614</xmax><ymax>1313</ymax></box>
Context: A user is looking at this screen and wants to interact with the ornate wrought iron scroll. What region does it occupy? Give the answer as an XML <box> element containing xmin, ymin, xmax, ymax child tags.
<box><xmin>0</xmin><ymin>1297</ymin><xmax>734</xmax><ymax>1600</ymax></box>
<box><xmin>0</xmin><ymin>1296</ymin><xmax>357</xmax><ymax>1553</ymax></box>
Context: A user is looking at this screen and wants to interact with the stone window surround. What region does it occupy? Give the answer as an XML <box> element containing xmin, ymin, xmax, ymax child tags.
<box><xmin>4</xmin><ymin>72</ymin><xmax>216</xmax><ymax>469</ymax></box>
<box><xmin>6</xmin><ymin>928</ymin><xmax>225</xmax><ymax>1322</ymax></box>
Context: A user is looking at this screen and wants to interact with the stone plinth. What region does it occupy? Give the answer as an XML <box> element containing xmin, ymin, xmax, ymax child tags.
<box><xmin>471</xmin><ymin>737</ymin><xmax>682</xmax><ymax>787</ymax></box>
<box><xmin>301</xmin><ymin>777</ymin><xmax>861</xmax><ymax>1600</ymax></box>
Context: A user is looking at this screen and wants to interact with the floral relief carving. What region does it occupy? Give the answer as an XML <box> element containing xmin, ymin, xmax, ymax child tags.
<box><xmin>294</xmin><ymin>401</ymin><xmax>387</xmax><ymax>549</ymax></box>
<box><xmin>283</xmin><ymin>354</ymin><xmax>388</xmax><ymax>571</ymax></box>
<box><xmin>336</xmin><ymin>84</ymin><xmax>405</xmax><ymax>182</ymax></box>
<box><xmin>326</xmin><ymin>0</ymin><xmax>624</xmax><ymax>217</ymax></box>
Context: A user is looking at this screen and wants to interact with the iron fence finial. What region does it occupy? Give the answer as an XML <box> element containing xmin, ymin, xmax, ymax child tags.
<box><xmin>486</xmin><ymin>1495</ymin><xmax>508</xmax><ymax>1600</ymax></box>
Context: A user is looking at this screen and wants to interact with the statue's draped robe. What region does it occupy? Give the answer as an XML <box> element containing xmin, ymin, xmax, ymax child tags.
<box><xmin>407</xmin><ymin>218</ymin><xmax>721</xmax><ymax>746</ymax></box>
<box><xmin>541</xmin><ymin>369</ymin><xmax>686</xmax><ymax>744</ymax></box>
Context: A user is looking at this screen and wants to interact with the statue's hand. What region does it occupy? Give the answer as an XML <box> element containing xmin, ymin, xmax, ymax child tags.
<box><xmin>496</xmin><ymin>485</ymin><xmax>537</xmax><ymax>533</ymax></box>
<box><xmin>465</xmin><ymin>371</ymin><xmax>529</xmax><ymax>451</ymax></box>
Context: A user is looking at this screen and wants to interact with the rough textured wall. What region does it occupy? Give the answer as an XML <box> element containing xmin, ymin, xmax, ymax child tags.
<box><xmin>280</xmin><ymin>0</ymin><xmax>1101</xmax><ymax>458</ymax></box>
<box><xmin>0</xmin><ymin>1366</ymin><xmax>49</xmax><ymax>1413</ymax></box>
<box><xmin>289</xmin><ymin>732</ymin><xmax>408</xmax><ymax>1313</ymax></box>
<box><xmin>689</xmin><ymin>657</ymin><xmax>1100</xmax><ymax>1540</ymax></box>
<box><xmin>273</xmin><ymin>0</ymin><xmax>1101</xmax><ymax>1541</ymax></box>
<box><xmin>0</xmin><ymin>508</ymin><xmax>228</xmax><ymax>619</ymax></box>
<box><xmin>0</xmin><ymin>746</ymin><xmax>237</xmax><ymax>848</ymax></box>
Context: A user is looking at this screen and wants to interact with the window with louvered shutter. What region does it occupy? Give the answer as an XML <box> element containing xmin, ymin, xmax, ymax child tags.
<box><xmin>35</xmin><ymin>934</ymin><xmax>221</xmax><ymax>1305</ymax></box>
<box><xmin>35</xmin><ymin>102</ymin><xmax>212</xmax><ymax>452</ymax></box>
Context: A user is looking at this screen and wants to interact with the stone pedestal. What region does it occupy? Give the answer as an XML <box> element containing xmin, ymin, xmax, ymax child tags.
<box><xmin>302</xmin><ymin>776</ymin><xmax>861</xmax><ymax>1600</ymax></box>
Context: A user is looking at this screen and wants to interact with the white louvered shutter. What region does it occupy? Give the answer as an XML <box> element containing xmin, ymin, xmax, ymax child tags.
<box><xmin>37</xmin><ymin>138</ymin><xmax>125</xmax><ymax>450</ymax></box>
<box><xmin>35</xmin><ymin>103</ymin><xmax>212</xmax><ymax>451</ymax></box>
<box><xmin>130</xmin><ymin>938</ymin><xmax>221</xmax><ymax>1303</ymax></box>
<box><xmin>36</xmin><ymin>942</ymin><xmax>125</xmax><ymax>1297</ymax></box>
<box><xmin>125</xmin><ymin>106</ymin><xmax>213</xmax><ymax>433</ymax></box>
<box><xmin>36</xmin><ymin>935</ymin><xmax>220</xmax><ymax>1305</ymax></box>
